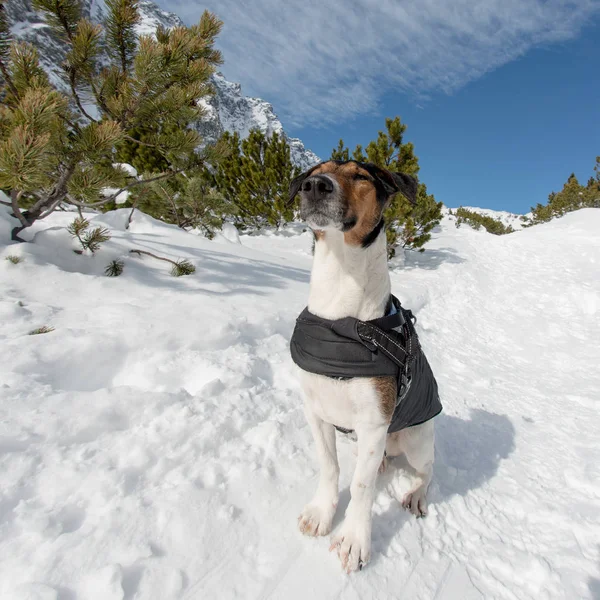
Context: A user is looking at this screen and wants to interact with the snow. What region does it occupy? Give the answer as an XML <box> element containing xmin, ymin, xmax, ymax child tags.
<box><xmin>1</xmin><ymin>205</ymin><xmax>599</xmax><ymax>599</ymax></box>
<box><xmin>113</xmin><ymin>163</ymin><xmax>138</xmax><ymax>179</ymax></box>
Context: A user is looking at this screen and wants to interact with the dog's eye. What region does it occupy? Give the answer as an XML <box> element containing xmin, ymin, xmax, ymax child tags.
<box><xmin>353</xmin><ymin>173</ymin><xmax>371</xmax><ymax>181</ymax></box>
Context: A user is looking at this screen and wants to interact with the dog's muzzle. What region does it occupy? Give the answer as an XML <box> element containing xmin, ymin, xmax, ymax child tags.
<box><xmin>299</xmin><ymin>175</ymin><xmax>344</xmax><ymax>229</ymax></box>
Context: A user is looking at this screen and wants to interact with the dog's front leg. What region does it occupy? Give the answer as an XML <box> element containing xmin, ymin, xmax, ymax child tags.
<box><xmin>298</xmin><ymin>406</ymin><xmax>339</xmax><ymax>537</ymax></box>
<box><xmin>330</xmin><ymin>422</ymin><xmax>387</xmax><ymax>573</ymax></box>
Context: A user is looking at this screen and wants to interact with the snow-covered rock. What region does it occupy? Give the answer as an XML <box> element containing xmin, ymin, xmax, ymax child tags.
<box><xmin>5</xmin><ymin>0</ymin><xmax>319</xmax><ymax>170</ymax></box>
<box><xmin>1</xmin><ymin>204</ymin><xmax>599</xmax><ymax>598</ymax></box>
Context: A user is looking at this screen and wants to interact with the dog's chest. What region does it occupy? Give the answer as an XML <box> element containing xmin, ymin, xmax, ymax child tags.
<box><xmin>298</xmin><ymin>368</ymin><xmax>384</xmax><ymax>430</ymax></box>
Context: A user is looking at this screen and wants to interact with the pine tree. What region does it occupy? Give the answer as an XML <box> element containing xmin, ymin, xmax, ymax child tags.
<box><xmin>330</xmin><ymin>117</ymin><xmax>442</xmax><ymax>256</ymax></box>
<box><xmin>530</xmin><ymin>164</ymin><xmax>600</xmax><ymax>224</ymax></box>
<box><xmin>331</xmin><ymin>139</ymin><xmax>349</xmax><ymax>161</ymax></box>
<box><xmin>128</xmin><ymin>169</ymin><xmax>234</xmax><ymax>237</ymax></box>
<box><xmin>454</xmin><ymin>207</ymin><xmax>514</xmax><ymax>235</ymax></box>
<box><xmin>0</xmin><ymin>1</ymin><xmax>224</xmax><ymax>241</ymax></box>
<box><xmin>215</xmin><ymin>129</ymin><xmax>300</xmax><ymax>228</ymax></box>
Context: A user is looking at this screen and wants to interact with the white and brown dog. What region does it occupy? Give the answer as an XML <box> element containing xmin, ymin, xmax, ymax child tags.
<box><xmin>289</xmin><ymin>160</ymin><xmax>440</xmax><ymax>573</ymax></box>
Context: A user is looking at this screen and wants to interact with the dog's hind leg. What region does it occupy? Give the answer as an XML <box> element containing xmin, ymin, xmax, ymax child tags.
<box><xmin>330</xmin><ymin>421</ymin><xmax>388</xmax><ymax>572</ymax></box>
<box><xmin>298</xmin><ymin>407</ymin><xmax>339</xmax><ymax>537</ymax></box>
<box><xmin>386</xmin><ymin>420</ymin><xmax>434</xmax><ymax>517</ymax></box>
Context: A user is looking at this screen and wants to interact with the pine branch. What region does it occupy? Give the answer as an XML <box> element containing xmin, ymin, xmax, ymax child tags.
<box><xmin>32</xmin><ymin>0</ymin><xmax>80</xmax><ymax>42</ymax></box>
<box><xmin>129</xmin><ymin>249</ymin><xmax>175</xmax><ymax>264</ymax></box>
<box><xmin>67</xmin><ymin>215</ymin><xmax>89</xmax><ymax>247</ymax></box>
<box><xmin>129</xmin><ymin>249</ymin><xmax>195</xmax><ymax>276</ymax></box>
<box><xmin>68</xmin><ymin>169</ymin><xmax>185</xmax><ymax>208</ymax></box>
<box><xmin>83</xmin><ymin>225</ymin><xmax>110</xmax><ymax>252</ymax></box>
<box><xmin>105</xmin><ymin>0</ymin><xmax>140</xmax><ymax>73</ymax></box>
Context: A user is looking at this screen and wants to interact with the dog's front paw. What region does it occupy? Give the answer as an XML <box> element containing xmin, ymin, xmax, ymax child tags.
<box><xmin>402</xmin><ymin>486</ymin><xmax>428</xmax><ymax>517</ymax></box>
<box><xmin>329</xmin><ymin>519</ymin><xmax>371</xmax><ymax>573</ymax></box>
<box><xmin>298</xmin><ymin>502</ymin><xmax>336</xmax><ymax>537</ymax></box>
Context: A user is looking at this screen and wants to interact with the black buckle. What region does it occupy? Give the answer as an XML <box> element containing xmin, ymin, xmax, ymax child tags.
<box><xmin>397</xmin><ymin>369</ymin><xmax>412</xmax><ymax>403</ymax></box>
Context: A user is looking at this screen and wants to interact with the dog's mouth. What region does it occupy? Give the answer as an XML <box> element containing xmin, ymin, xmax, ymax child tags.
<box><xmin>303</xmin><ymin>210</ymin><xmax>336</xmax><ymax>229</ymax></box>
<box><xmin>300</xmin><ymin>204</ymin><xmax>351</xmax><ymax>231</ymax></box>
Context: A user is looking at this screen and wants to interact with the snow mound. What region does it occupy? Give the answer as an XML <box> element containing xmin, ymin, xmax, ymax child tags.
<box><xmin>1</xmin><ymin>206</ymin><xmax>599</xmax><ymax>599</ymax></box>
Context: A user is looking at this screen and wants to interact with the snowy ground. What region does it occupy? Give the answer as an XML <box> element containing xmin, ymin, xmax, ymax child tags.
<box><xmin>1</xmin><ymin>206</ymin><xmax>599</xmax><ymax>600</ymax></box>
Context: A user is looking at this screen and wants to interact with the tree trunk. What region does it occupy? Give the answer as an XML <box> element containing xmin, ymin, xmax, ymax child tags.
<box><xmin>10</xmin><ymin>164</ymin><xmax>76</xmax><ymax>242</ymax></box>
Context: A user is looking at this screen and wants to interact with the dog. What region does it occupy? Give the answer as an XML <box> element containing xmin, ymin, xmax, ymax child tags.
<box><xmin>288</xmin><ymin>160</ymin><xmax>441</xmax><ymax>573</ymax></box>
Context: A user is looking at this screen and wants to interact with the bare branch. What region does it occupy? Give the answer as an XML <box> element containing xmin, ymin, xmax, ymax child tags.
<box><xmin>126</xmin><ymin>204</ymin><xmax>136</xmax><ymax>229</ymax></box>
<box><xmin>129</xmin><ymin>248</ymin><xmax>178</xmax><ymax>266</ymax></box>
<box><xmin>38</xmin><ymin>196</ymin><xmax>66</xmax><ymax>220</ymax></box>
<box><xmin>29</xmin><ymin>163</ymin><xmax>76</xmax><ymax>215</ymax></box>
<box><xmin>123</xmin><ymin>134</ymin><xmax>160</xmax><ymax>148</ymax></box>
<box><xmin>10</xmin><ymin>189</ymin><xmax>29</xmax><ymax>227</ymax></box>
<box><xmin>68</xmin><ymin>70</ymin><xmax>98</xmax><ymax>122</ymax></box>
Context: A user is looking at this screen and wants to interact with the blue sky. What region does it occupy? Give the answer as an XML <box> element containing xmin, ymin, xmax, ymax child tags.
<box><xmin>161</xmin><ymin>0</ymin><xmax>600</xmax><ymax>213</ymax></box>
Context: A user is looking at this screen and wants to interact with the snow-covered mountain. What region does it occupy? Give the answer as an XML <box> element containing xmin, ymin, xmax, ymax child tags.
<box><xmin>196</xmin><ymin>73</ymin><xmax>320</xmax><ymax>170</ymax></box>
<box><xmin>1</xmin><ymin>205</ymin><xmax>599</xmax><ymax>598</ymax></box>
<box><xmin>4</xmin><ymin>0</ymin><xmax>320</xmax><ymax>170</ymax></box>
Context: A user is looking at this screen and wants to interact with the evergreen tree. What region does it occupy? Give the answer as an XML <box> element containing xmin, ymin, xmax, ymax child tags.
<box><xmin>331</xmin><ymin>139</ymin><xmax>349</xmax><ymax>161</ymax></box>
<box><xmin>454</xmin><ymin>207</ymin><xmax>514</xmax><ymax>235</ymax></box>
<box><xmin>330</xmin><ymin>117</ymin><xmax>442</xmax><ymax>256</ymax></box>
<box><xmin>215</xmin><ymin>129</ymin><xmax>300</xmax><ymax>228</ymax></box>
<box><xmin>0</xmin><ymin>0</ymin><xmax>224</xmax><ymax>241</ymax></box>
<box><xmin>530</xmin><ymin>164</ymin><xmax>600</xmax><ymax>224</ymax></box>
<box><xmin>129</xmin><ymin>169</ymin><xmax>233</xmax><ymax>237</ymax></box>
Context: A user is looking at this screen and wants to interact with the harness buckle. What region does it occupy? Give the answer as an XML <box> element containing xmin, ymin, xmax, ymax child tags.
<box><xmin>397</xmin><ymin>368</ymin><xmax>412</xmax><ymax>404</ymax></box>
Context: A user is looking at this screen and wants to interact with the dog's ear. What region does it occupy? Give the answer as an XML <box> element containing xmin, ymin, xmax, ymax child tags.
<box><xmin>362</xmin><ymin>164</ymin><xmax>418</xmax><ymax>205</ymax></box>
<box><xmin>288</xmin><ymin>162</ymin><xmax>323</xmax><ymax>206</ymax></box>
<box><xmin>390</xmin><ymin>172</ymin><xmax>418</xmax><ymax>205</ymax></box>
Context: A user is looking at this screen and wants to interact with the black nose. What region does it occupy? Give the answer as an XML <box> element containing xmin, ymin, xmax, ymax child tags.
<box><xmin>301</xmin><ymin>175</ymin><xmax>334</xmax><ymax>200</ymax></box>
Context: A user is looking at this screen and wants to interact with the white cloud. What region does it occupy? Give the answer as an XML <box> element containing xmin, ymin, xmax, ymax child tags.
<box><xmin>158</xmin><ymin>0</ymin><xmax>599</xmax><ymax>127</ymax></box>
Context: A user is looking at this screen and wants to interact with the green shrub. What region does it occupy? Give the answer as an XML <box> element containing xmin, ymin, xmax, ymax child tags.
<box><xmin>454</xmin><ymin>208</ymin><xmax>514</xmax><ymax>235</ymax></box>
<box><xmin>29</xmin><ymin>325</ymin><xmax>54</xmax><ymax>335</ymax></box>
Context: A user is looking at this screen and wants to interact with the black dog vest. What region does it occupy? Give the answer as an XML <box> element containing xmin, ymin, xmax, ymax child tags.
<box><xmin>290</xmin><ymin>295</ymin><xmax>442</xmax><ymax>433</ymax></box>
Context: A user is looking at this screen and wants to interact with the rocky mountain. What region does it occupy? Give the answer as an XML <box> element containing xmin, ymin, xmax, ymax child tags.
<box><xmin>4</xmin><ymin>0</ymin><xmax>320</xmax><ymax>170</ymax></box>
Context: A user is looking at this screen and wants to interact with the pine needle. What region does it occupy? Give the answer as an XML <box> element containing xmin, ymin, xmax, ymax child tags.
<box><xmin>29</xmin><ymin>325</ymin><xmax>55</xmax><ymax>335</ymax></box>
<box><xmin>83</xmin><ymin>226</ymin><xmax>111</xmax><ymax>253</ymax></box>
<box><xmin>68</xmin><ymin>217</ymin><xmax>111</xmax><ymax>253</ymax></box>
<box><xmin>105</xmin><ymin>258</ymin><xmax>124</xmax><ymax>276</ymax></box>
<box><xmin>170</xmin><ymin>259</ymin><xmax>195</xmax><ymax>277</ymax></box>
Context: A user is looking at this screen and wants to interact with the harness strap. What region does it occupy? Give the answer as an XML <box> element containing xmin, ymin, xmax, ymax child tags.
<box><xmin>356</xmin><ymin>299</ymin><xmax>421</xmax><ymax>405</ymax></box>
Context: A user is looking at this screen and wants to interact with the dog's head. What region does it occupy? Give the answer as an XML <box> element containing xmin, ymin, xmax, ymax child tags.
<box><xmin>289</xmin><ymin>160</ymin><xmax>417</xmax><ymax>246</ymax></box>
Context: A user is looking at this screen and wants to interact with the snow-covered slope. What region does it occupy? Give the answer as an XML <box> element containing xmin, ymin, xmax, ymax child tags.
<box><xmin>1</xmin><ymin>207</ymin><xmax>599</xmax><ymax>599</ymax></box>
<box><xmin>5</xmin><ymin>0</ymin><xmax>319</xmax><ymax>170</ymax></box>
